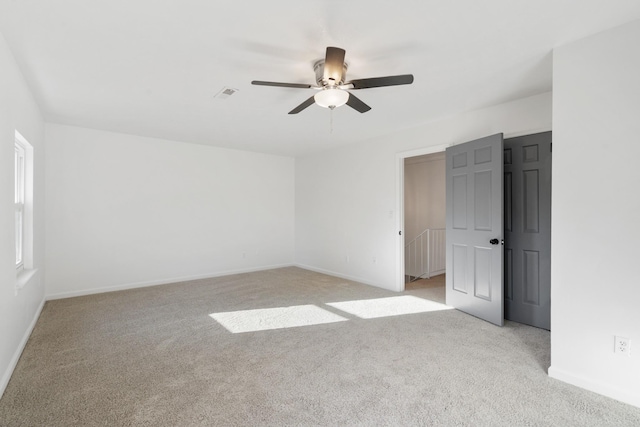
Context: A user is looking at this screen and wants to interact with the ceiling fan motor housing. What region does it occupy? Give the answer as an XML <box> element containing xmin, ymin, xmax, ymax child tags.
<box><xmin>313</xmin><ymin>59</ymin><xmax>348</xmax><ymax>86</ymax></box>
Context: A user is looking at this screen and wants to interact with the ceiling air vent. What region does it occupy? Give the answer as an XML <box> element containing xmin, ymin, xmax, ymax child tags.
<box><xmin>214</xmin><ymin>87</ymin><xmax>238</xmax><ymax>99</ymax></box>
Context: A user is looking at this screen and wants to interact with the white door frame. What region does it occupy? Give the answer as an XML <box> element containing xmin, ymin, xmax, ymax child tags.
<box><xmin>395</xmin><ymin>143</ymin><xmax>450</xmax><ymax>292</ymax></box>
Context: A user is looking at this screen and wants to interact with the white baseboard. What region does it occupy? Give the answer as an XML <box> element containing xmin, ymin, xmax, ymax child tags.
<box><xmin>0</xmin><ymin>297</ymin><xmax>46</xmax><ymax>399</ymax></box>
<box><xmin>46</xmin><ymin>263</ymin><xmax>294</xmax><ymax>300</ymax></box>
<box><xmin>548</xmin><ymin>366</ymin><xmax>640</xmax><ymax>408</ymax></box>
<box><xmin>295</xmin><ymin>263</ymin><xmax>396</xmax><ymax>292</ymax></box>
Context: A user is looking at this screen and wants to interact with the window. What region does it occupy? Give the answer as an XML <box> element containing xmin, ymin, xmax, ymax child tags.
<box><xmin>14</xmin><ymin>131</ymin><xmax>32</xmax><ymax>274</ymax></box>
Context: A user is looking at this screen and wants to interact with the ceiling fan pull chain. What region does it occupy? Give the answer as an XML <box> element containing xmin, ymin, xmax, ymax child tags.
<box><xmin>330</xmin><ymin>108</ymin><xmax>333</xmax><ymax>133</ymax></box>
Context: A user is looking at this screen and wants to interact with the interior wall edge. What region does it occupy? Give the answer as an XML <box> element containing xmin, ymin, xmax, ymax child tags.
<box><xmin>295</xmin><ymin>264</ymin><xmax>397</xmax><ymax>292</ymax></box>
<box><xmin>548</xmin><ymin>366</ymin><xmax>640</xmax><ymax>408</ymax></box>
<box><xmin>0</xmin><ymin>297</ymin><xmax>45</xmax><ymax>399</ymax></box>
<box><xmin>45</xmin><ymin>263</ymin><xmax>296</xmax><ymax>301</ymax></box>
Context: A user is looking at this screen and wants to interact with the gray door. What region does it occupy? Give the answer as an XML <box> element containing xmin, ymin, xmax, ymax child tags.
<box><xmin>504</xmin><ymin>132</ymin><xmax>552</xmax><ymax>330</ymax></box>
<box><xmin>446</xmin><ymin>134</ymin><xmax>504</xmax><ymax>326</ymax></box>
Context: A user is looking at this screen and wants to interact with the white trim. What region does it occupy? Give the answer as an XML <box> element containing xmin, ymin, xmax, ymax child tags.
<box><xmin>14</xmin><ymin>138</ymin><xmax>26</xmax><ymax>269</ymax></box>
<box><xmin>0</xmin><ymin>297</ymin><xmax>45</xmax><ymax>399</ymax></box>
<box><xmin>45</xmin><ymin>264</ymin><xmax>295</xmax><ymax>300</ymax></box>
<box><xmin>548</xmin><ymin>366</ymin><xmax>640</xmax><ymax>408</ymax></box>
<box><xmin>395</xmin><ymin>143</ymin><xmax>450</xmax><ymax>292</ymax></box>
<box><xmin>15</xmin><ymin>268</ymin><xmax>38</xmax><ymax>293</ymax></box>
<box><xmin>295</xmin><ymin>263</ymin><xmax>396</xmax><ymax>292</ymax></box>
<box><xmin>395</xmin><ymin>153</ymin><xmax>405</xmax><ymax>292</ymax></box>
<box><xmin>14</xmin><ymin>130</ymin><xmax>34</xmax><ymax>277</ymax></box>
<box><xmin>504</xmin><ymin>126</ymin><xmax>552</xmax><ymax>140</ymax></box>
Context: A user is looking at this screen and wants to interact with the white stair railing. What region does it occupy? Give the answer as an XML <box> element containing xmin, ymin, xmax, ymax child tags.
<box><xmin>405</xmin><ymin>228</ymin><xmax>446</xmax><ymax>282</ymax></box>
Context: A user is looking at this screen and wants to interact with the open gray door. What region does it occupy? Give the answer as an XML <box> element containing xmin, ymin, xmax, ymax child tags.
<box><xmin>446</xmin><ymin>134</ymin><xmax>504</xmax><ymax>326</ymax></box>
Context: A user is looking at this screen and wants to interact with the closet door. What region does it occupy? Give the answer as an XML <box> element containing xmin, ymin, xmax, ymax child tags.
<box><xmin>504</xmin><ymin>132</ymin><xmax>552</xmax><ymax>330</ymax></box>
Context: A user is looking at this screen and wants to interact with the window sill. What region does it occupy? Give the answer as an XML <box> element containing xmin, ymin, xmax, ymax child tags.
<box><xmin>16</xmin><ymin>268</ymin><xmax>38</xmax><ymax>292</ymax></box>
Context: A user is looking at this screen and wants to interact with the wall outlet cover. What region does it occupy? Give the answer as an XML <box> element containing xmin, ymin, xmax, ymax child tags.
<box><xmin>614</xmin><ymin>336</ymin><xmax>631</xmax><ymax>356</ymax></box>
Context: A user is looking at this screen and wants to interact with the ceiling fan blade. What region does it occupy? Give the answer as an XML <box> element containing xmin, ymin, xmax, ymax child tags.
<box><xmin>348</xmin><ymin>74</ymin><xmax>414</xmax><ymax>89</ymax></box>
<box><xmin>346</xmin><ymin>92</ymin><xmax>372</xmax><ymax>113</ymax></box>
<box><xmin>252</xmin><ymin>80</ymin><xmax>313</xmax><ymax>89</ymax></box>
<box><xmin>323</xmin><ymin>47</ymin><xmax>346</xmax><ymax>84</ymax></box>
<box><xmin>288</xmin><ymin>96</ymin><xmax>316</xmax><ymax>114</ymax></box>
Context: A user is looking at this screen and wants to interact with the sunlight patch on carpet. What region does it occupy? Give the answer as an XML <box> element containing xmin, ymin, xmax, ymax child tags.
<box><xmin>326</xmin><ymin>295</ymin><xmax>453</xmax><ymax>319</ymax></box>
<box><xmin>210</xmin><ymin>305</ymin><xmax>348</xmax><ymax>333</ymax></box>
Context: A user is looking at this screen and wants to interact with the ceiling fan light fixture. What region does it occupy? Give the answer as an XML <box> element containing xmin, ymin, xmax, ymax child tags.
<box><xmin>314</xmin><ymin>88</ymin><xmax>349</xmax><ymax>109</ymax></box>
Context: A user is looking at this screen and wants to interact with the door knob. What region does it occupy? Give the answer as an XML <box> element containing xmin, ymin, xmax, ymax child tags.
<box><xmin>490</xmin><ymin>238</ymin><xmax>500</xmax><ymax>245</ymax></box>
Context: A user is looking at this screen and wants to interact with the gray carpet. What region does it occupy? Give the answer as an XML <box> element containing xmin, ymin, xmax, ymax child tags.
<box><xmin>1</xmin><ymin>267</ymin><xmax>639</xmax><ymax>426</ymax></box>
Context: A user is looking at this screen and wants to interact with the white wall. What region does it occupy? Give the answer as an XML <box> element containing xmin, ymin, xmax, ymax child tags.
<box><xmin>550</xmin><ymin>19</ymin><xmax>640</xmax><ymax>407</ymax></box>
<box><xmin>295</xmin><ymin>92</ymin><xmax>551</xmax><ymax>290</ymax></box>
<box><xmin>0</xmin><ymin>33</ymin><xmax>46</xmax><ymax>397</ymax></box>
<box><xmin>45</xmin><ymin>124</ymin><xmax>295</xmax><ymax>298</ymax></box>
<box><xmin>404</xmin><ymin>154</ymin><xmax>445</xmax><ymax>242</ymax></box>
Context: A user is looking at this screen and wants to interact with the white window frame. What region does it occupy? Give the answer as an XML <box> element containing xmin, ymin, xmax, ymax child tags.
<box><xmin>15</xmin><ymin>139</ymin><xmax>25</xmax><ymax>271</ymax></box>
<box><xmin>14</xmin><ymin>131</ymin><xmax>33</xmax><ymax>279</ymax></box>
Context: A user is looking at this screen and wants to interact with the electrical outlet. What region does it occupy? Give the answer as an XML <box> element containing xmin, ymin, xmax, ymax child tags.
<box><xmin>614</xmin><ymin>336</ymin><xmax>631</xmax><ymax>356</ymax></box>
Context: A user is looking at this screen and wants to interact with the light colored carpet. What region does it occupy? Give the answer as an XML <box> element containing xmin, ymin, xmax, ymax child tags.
<box><xmin>1</xmin><ymin>267</ymin><xmax>639</xmax><ymax>426</ymax></box>
<box><xmin>405</xmin><ymin>274</ymin><xmax>446</xmax><ymax>294</ymax></box>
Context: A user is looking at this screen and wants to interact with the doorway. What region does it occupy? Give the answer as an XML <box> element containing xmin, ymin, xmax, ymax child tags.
<box><xmin>397</xmin><ymin>132</ymin><xmax>552</xmax><ymax>329</ymax></box>
<box><xmin>403</xmin><ymin>151</ymin><xmax>447</xmax><ymax>303</ymax></box>
<box><xmin>396</xmin><ymin>143</ymin><xmax>449</xmax><ymax>295</ymax></box>
<box><xmin>404</xmin><ymin>152</ymin><xmax>446</xmax><ymax>278</ymax></box>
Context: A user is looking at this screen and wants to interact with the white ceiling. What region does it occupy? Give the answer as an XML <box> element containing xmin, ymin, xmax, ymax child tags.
<box><xmin>2</xmin><ymin>1</ymin><xmax>640</xmax><ymax>157</ymax></box>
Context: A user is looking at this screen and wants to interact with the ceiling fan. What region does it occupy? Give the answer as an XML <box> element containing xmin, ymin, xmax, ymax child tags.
<box><xmin>252</xmin><ymin>47</ymin><xmax>414</xmax><ymax>114</ymax></box>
